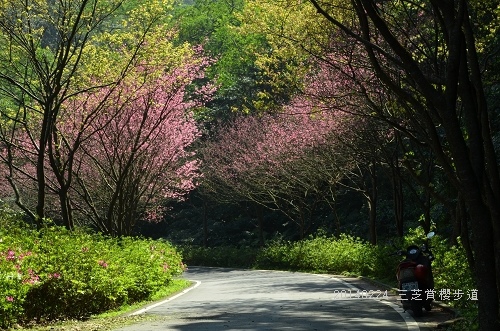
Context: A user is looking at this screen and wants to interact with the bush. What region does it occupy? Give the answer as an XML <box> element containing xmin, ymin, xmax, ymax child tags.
<box><xmin>0</xmin><ymin>218</ymin><xmax>185</xmax><ymax>328</ymax></box>
<box><xmin>258</xmin><ymin>230</ymin><xmax>475</xmax><ymax>290</ymax></box>
<box><xmin>255</xmin><ymin>234</ymin><xmax>378</xmax><ymax>275</ymax></box>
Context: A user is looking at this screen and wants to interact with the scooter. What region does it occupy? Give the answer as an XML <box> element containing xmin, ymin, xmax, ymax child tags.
<box><xmin>393</xmin><ymin>232</ymin><xmax>435</xmax><ymax>317</ymax></box>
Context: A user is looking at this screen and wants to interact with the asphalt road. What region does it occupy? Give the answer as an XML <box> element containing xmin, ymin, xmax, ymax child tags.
<box><xmin>116</xmin><ymin>267</ymin><xmax>422</xmax><ymax>331</ymax></box>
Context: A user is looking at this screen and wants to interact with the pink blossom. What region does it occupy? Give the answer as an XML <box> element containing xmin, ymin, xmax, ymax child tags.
<box><xmin>23</xmin><ymin>268</ymin><xmax>40</xmax><ymax>284</ymax></box>
<box><xmin>5</xmin><ymin>249</ymin><xmax>16</xmax><ymax>261</ymax></box>
<box><xmin>5</xmin><ymin>296</ymin><xmax>14</xmax><ymax>302</ymax></box>
<box><xmin>18</xmin><ymin>251</ymin><xmax>33</xmax><ymax>260</ymax></box>
<box><xmin>200</xmin><ymin>45</ymin><xmax>379</xmax><ymax>233</ymax></box>
<box><xmin>49</xmin><ymin>272</ymin><xmax>61</xmax><ymax>279</ymax></box>
<box><xmin>98</xmin><ymin>260</ymin><xmax>108</xmax><ymax>268</ymax></box>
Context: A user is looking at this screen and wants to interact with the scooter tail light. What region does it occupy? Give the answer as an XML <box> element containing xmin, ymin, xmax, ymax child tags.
<box><xmin>414</xmin><ymin>264</ymin><xmax>428</xmax><ymax>281</ymax></box>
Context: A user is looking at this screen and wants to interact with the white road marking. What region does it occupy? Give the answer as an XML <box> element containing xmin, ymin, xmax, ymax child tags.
<box><xmin>129</xmin><ymin>280</ymin><xmax>202</xmax><ymax>316</ymax></box>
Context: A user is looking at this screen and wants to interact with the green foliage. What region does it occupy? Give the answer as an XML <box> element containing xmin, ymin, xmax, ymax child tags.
<box><xmin>171</xmin><ymin>0</ymin><xmax>298</xmax><ymax>125</ymax></box>
<box><xmin>256</xmin><ymin>234</ymin><xmax>378</xmax><ymax>276</ymax></box>
<box><xmin>0</xmin><ymin>218</ymin><xmax>185</xmax><ymax>329</ymax></box>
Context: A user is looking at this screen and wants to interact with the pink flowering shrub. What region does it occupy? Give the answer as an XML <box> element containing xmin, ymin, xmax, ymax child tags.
<box><xmin>0</xmin><ymin>246</ymin><xmax>35</xmax><ymax>327</ymax></box>
<box><xmin>0</xmin><ymin>218</ymin><xmax>185</xmax><ymax>327</ymax></box>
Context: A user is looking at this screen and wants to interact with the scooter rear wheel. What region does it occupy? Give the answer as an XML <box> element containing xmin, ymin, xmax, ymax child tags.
<box><xmin>411</xmin><ymin>301</ymin><xmax>423</xmax><ymax>317</ymax></box>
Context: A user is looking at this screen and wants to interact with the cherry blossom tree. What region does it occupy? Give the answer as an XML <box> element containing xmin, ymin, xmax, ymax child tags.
<box><xmin>50</xmin><ymin>48</ymin><xmax>213</xmax><ymax>236</ymax></box>
<box><xmin>0</xmin><ymin>0</ymin><xmax>176</xmax><ymax>227</ymax></box>
<box><xmin>201</xmin><ymin>38</ymin><xmax>402</xmax><ymax>242</ymax></box>
<box><xmin>201</xmin><ymin>95</ymin><xmax>361</xmax><ymax>238</ymax></box>
<box><xmin>289</xmin><ymin>48</ymin><xmax>396</xmax><ymax>244</ymax></box>
<box><xmin>0</xmin><ymin>27</ymin><xmax>213</xmax><ymax>235</ymax></box>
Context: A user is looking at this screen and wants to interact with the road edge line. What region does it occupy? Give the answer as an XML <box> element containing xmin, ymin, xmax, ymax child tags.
<box><xmin>128</xmin><ymin>280</ymin><xmax>202</xmax><ymax>316</ymax></box>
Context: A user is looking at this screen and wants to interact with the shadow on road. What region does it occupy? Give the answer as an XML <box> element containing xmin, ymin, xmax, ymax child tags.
<box><xmin>143</xmin><ymin>294</ymin><xmax>407</xmax><ymax>330</ymax></box>
<box><xmin>117</xmin><ymin>267</ymin><xmax>415</xmax><ymax>331</ymax></box>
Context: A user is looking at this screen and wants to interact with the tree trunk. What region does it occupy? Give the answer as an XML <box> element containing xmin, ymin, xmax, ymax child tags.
<box><xmin>256</xmin><ymin>204</ymin><xmax>265</xmax><ymax>247</ymax></box>
<box><xmin>368</xmin><ymin>162</ymin><xmax>377</xmax><ymax>245</ymax></box>
<box><xmin>422</xmin><ymin>189</ymin><xmax>431</xmax><ymax>234</ymax></box>
<box><xmin>59</xmin><ymin>188</ymin><xmax>74</xmax><ymax>230</ymax></box>
<box><xmin>299</xmin><ymin>213</ymin><xmax>305</xmax><ymax>240</ymax></box>
<box><xmin>456</xmin><ymin>193</ymin><xmax>475</xmax><ymax>271</ymax></box>
<box><xmin>36</xmin><ymin>120</ymin><xmax>49</xmax><ymax>228</ymax></box>
<box><xmin>391</xmin><ymin>164</ymin><xmax>404</xmax><ymax>237</ymax></box>
<box><xmin>203</xmin><ymin>200</ymin><xmax>208</xmax><ymax>247</ymax></box>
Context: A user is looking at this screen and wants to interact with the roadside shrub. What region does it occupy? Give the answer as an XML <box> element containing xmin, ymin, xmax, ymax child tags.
<box><xmin>0</xmin><ymin>218</ymin><xmax>36</xmax><ymax>328</ymax></box>
<box><xmin>256</xmin><ymin>234</ymin><xmax>377</xmax><ymax>275</ymax></box>
<box><xmin>0</xmin><ymin>219</ymin><xmax>185</xmax><ymax>328</ymax></box>
<box><xmin>256</xmin><ymin>228</ymin><xmax>475</xmax><ymax>304</ymax></box>
<box><xmin>370</xmin><ymin>244</ymin><xmax>401</xmax><ymax>282</ymax></box>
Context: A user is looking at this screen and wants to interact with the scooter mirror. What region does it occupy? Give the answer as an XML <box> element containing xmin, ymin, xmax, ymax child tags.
<box><xmin>427</xmin><ymin>231</ymin><xmax>435</xmax><ymax>239</ymax></box>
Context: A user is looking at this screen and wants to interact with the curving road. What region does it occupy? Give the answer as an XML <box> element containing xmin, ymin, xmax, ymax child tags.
<box><xmin>116</xmin><ymin>267</ymin><xmax>422</xmax><ymax>331</ymax></box>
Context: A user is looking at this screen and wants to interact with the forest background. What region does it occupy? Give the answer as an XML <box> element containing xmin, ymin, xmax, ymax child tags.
<box><xmin>0</xmin><ymin>0</ymin><xmax>499</xmax><ymax>330</ymax></box>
